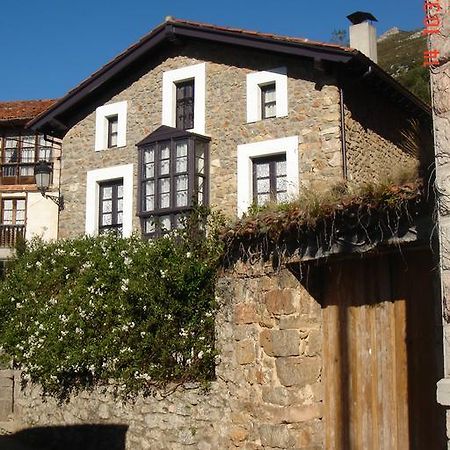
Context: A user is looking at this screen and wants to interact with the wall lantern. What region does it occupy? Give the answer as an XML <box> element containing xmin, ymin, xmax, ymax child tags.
<box><xmin>34</xmin><ymin>160</ymin><xmax>64</xmax><ymax>211</ymax></box>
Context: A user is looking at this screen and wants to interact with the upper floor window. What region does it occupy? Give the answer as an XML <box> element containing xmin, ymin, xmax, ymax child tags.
<box><xmin>0</xmin><ymin>135</ymin><xmax>53</xmax><ymax>185</ymax></box>
<box><xmin>261</xmin><ymin>83</ymin><xmax>276</xmax><ymax>119</ymax></box>
<box><xmin>176</xmin><ymin>80</ymin><xmax>195</xmax><ymax>130</ymax></box>
<box><xmin>162</xmin><ymin>63</ymin><xmax>206</xmax><ymax>135</ymax></box>
<box><xmin>246</xmin><ymin>67</ymin><xmax>288</xmax><ymax>123</ymax></box>
<box><xmin>2</xmin><ymin>198</ymin><xmax>25</xmax><ymax>225</ymax></box>
<box><xmin>95</xmin><ymin>101</ymin><xmax>127</xmax><ymax>151</ymax></box>
<box><xmin>107</xmin><ymin>115</ymin><xmax>119</xmax><ymax>148</ymax></box>
<box><xmin>252</xmin><ymin>154</ymin><xmax>287</xmax><ymax>206</ymax></box>
<box><xmin>137</xmin><ymin>126</ymin><xmax>209</xmax><ymax>237</ymax></box>
<box><xmin>99</xmin><ymin>179</ymin><xmax>123</xmax><ymax>235</ymax></box>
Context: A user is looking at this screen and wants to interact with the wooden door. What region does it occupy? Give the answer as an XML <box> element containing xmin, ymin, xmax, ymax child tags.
<box><xmin>322</xmin><ymin>250</ymin><xmax>445</xmax><ymax>450</ymax></box>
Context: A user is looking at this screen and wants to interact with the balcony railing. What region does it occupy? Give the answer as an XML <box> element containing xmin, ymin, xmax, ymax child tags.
<box><xmin>0</xmin><ymin>225</ymin><xmax>25</xmax><ymax>248</ymax></box>
<box><xmin>0</xmin><ymin>162</ymin><xmax>54</xmax><ymax>185</ymax></box>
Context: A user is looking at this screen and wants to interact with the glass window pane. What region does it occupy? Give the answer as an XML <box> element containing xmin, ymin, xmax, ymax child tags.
<box><xmin>16</xmin><ymin>200</ymin><xmax>25</xmax><ymax>211</ymax></box>
<box><xmin>16</xmin><ymin>210</ymin><xmax>25</xmax><ymax>224</ymax></box>
<box><xmin>20</xmin><ymin>166</ymin><xmax>34</xmax><ymax>176</ymax></box>
<box><xmin>145</xmin><ymin>217</ymin><xmax>155</xmax><ymax>234</ymax></box>
<box><xmin>145</xmin><ymin>195</ymin><xmax>154</xmax><ymax>211</ymax></box>
<box><xmin>176</xmin><ymin>157</ymin><xmax>187</xmax><ymax>173</ymax></box>
<box><xmin>276</xmin><ymin>176</ymin><xmax>287</xmax><ymax>192</ymax></box>
<box><xmin>265</xmin><ymin>103</ymin><xmax>276</xmax><ymax>118</ymax></box>
<box><xmin>256</xmin><ymin>178</ymin><xmax>270</xmax><ymax>193</ymax></box>
<box><xmin>145</xmin><ymin>147</ymin><xmax>155</xmax><ymax>163</ymax></box>
<box><xmin>160</xmin><ymin>215</ymin><xmax>171</xmax><ymax>231</ymax></box>
<box><xmin>102</xmin><ymin>214</ymin><xmax>112</xmax><ymax>226</ymax></box>
<box><xmin>160</xmin><ymin>193</ymin><xmax>170</xmax><ymax>208</ymax></box>
<box><xmin>255</xmin><ymin>163</ymin><xmax>269</xmax><ymax>178</ymax></box>
<box><xmin>117</xmin><ymin>212</ymin><xmax>123</xmax><ymax>224</ymax></box>
<box><xmin>176</xmin><ymin>174</ymin><xmax>188</xmax><ymax>192</ymax></box>
<box><xmin>3</xmin><ymin>200</ymin><xmax>12</xmax><ymax>210</ymax></box>
<box><xmin>277</xmin><ymin>192</ymin><xmax>288</xmax><ymax>203</ymax></box>
<box><xmin>160</xmin><ymin>159</ymin><xmax>170</xmax><ymax>175</ymax></box>
<box><xmin>117</xmin><ymin>185</ymin><xmax>123</xmax><ymax>198</ymax></box>
<box><xmin>159</xmin><ymin>178</ymin><xmax>170</xmax><ymax>193</ymax></box>
<box><xmin>176</xmin><ymin>141</ymin><xmax>188</xmax><ymax>157</ymax></box>
<box><xmin>265</xmin><ymin>87</ymin><xmax>276</xmax><ymax>102</ymax></box>
<box><xmin>145</xmin><ymin>180</ymin><xmax>154</xmax><ymax>196</ymax></box>
<box><xmin>145</xmin><ymin>162</ymin><xmax>154</xmax><ymax>178</ymax></box>
<box><xmin>176</xmin><ymin>191</ymin><xmax>188</xmax><ymax>207</ymax></box>
<box><xmin>102</xmin><ymin>186</ymin><xmax>112</xmax><ymax>200</ymax></box>
<box><xmin>103</xmin><ymin>200</ymin><xmax>112</xmax><ymax>213</ymax></box>
<box><xmin>160</xmin><ymin>144</ymin><xmax>170</xmax><ymax>160</ymax></box>
<box><xmin>257</xmin><ymin>193</ymin><xmax>270</xmax><ymax>205</ymax></box>
<box><xmin>117</xmin><ymin>198</ymin><xmax>123</xmax><ymax>212</ymax></box>
<box><xmin>276</xmin><ymin>160</ymin><xmax>287</xmax><ymax>176</ymax></box>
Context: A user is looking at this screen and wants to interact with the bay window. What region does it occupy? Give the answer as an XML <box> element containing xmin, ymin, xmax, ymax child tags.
<box><xmin>137</xmin><ymin>126</ymin><xmax>209</xmax><ymax>237</ymax></box>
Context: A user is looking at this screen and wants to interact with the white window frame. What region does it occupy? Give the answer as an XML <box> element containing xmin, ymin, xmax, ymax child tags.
<box><xmin>246</xmin><ymin>67</ymin><xmax>288</xmax><ymax>123</ymax></box>
<box><xmin>237</xmin><ymin>136</ymin><xmax>299</xmax><ymax>216</ymax></box>
<box><xmin>162</xmin><ymin>63</ymin><xmax>206</xmax><ymax>135</ymax></box>
<box><xmin>85</xmin><ymin>164</ymin><xmax>133</xmax><ymax>237</ymax></box>
<box><xmin>95</xmin><ymin>101</ymin><xmax>128</xmax><ymax>151</ymax></box>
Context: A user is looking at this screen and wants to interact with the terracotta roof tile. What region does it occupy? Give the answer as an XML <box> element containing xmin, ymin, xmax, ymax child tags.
<box><xmin>0</xmin><ymin>99</ymin><xmax>57</xmax><ymax>122</ymax></box>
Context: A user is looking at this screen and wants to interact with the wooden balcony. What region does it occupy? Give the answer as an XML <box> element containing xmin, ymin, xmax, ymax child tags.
<box><xmin>0</xmin><ymin>225</ymin><xmax>25</xmax><ymax>248</ymax></box>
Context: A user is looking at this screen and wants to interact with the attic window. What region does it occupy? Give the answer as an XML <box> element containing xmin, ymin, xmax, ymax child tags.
<box><xmin>95</xmin><ymin>101</ymin><xmax>127</xmax><ymax>151</ymax></box>
<box><xmin>137</xmin><ymin>126</ymin><xmax>209</xmax><ymax>237</ymax></box>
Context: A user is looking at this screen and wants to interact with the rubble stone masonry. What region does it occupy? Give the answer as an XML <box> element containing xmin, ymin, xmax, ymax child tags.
<box><xmin>3</xmin><ymin>264</ymin><xmax>324</xmax><ymax>449</ymax></box>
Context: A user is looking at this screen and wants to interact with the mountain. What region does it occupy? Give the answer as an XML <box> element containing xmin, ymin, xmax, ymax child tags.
<box><xmin>377</xmin><ymin>28</ymin><xmax>430</xmax><ymax>104</ymax></box>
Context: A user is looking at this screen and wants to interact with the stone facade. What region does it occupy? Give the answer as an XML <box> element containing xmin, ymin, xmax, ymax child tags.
<box><xmin>4</xmin><ymin>264</ymin><xmax>324</xmax><ymax>449</ymax></box>
<box><xmin>59</xmin><ymin>42</ymin><xmax>344</xmax><ymax>238</ymax></box>
<box><xmin>343</xmin><ymin>78</ymin><xmax>422</xmax><ymax>184</ymax></box>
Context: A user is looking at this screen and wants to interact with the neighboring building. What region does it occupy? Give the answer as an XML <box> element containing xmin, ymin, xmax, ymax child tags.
<box><xmin>24</xmin><ymin>17</ymin><xmax>445</xmax><ymax>448</ymax></box>
<box><xmin>0</xmin><ymin>99</ymin><xmax>61</xmax><ymax>258</ymax></box>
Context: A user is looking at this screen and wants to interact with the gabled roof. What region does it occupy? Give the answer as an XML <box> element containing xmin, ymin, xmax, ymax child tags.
<box><xmin>0</xmin><ymin>99</ymin><xmax>56</xmax><ymax>126</ymax></box>
<box><xmin>28</xmin><ymin>18</ymin><xmax>431</xmax><ymax>137</ymax></box>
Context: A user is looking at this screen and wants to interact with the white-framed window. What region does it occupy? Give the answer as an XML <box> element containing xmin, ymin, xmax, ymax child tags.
<box><xmin>246</xmin><ymin>67</ymin><xmax>288</xmax><ymax>123</ymax></box>
<box><xmin>162</xmin><ymin>63</ymin><xmax>206</xmax><ymax>135</ymax></box>
<box><xmin>85</xmin><ymin>164</ymin><xmax>133</xmax><ymax>237</ymax></box>
<box><xmin>95</xmin><ymin>101</ymin><xmax>127</xmax><ymax>151</ymax></box>
<box><xmin>237</xmin><ymin>136</ymin><xmax>299</xmax><ymax>216</ymax></box>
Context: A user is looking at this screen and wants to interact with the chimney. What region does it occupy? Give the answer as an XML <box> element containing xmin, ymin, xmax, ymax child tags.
<box><xmin>347</xmin><ymin>11</ymin><xmax>378</xmax><ymax>63</ymax></box>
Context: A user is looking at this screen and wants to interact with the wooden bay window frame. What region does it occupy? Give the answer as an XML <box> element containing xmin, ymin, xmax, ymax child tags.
<box><xmin>137</xmin><ymin>127</ymin><xmax>209</xmax><ymax>237</ymax></box>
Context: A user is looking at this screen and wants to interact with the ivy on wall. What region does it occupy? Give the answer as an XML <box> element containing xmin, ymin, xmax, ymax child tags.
<box><xmin>0</xmin><ymin>210</ymin><xmax>224</xmax><ymax>399</ymax></box>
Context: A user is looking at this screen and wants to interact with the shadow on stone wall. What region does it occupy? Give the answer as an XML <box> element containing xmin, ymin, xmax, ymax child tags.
<box><xmin>0</xmin><ymin>424</ymin><xmax>128</xmax><ymax>450</ymax></box>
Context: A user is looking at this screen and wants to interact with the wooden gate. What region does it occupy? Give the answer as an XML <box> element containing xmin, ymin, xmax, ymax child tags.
<box><xmin>321</xmin><ymin>250</ymin><xmax>445</xmax><ymax>450</ymax></box>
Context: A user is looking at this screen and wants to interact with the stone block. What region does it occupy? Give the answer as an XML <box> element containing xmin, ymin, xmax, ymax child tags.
<box><xmin>305</xmin><ymin>329</ymin><xmax>322</xmax><ymax>356</ymax></box>
<box><xmin>276</xmin><ymin>357</ymin><xmax>321</xmax><ymax>387</ymax></box>
<box><xmin>259</xmin><ymin>424</ymin><xmax>294</xmax><ymax>448</ymax></box>
<box><xmin>229</xmin><ymin>426</ymin><xmax>248</xmax><ymax>444</ymax></box>
<box><xmin>265</xmin><ymin>289</ymin><xmax>296</xmax><ymax>316</ymax></box>
<box><xmin>264</xmin><ymin>403</ymin><xmax>322</xmax><ymax>424</ymax></box>
<box><xmin>234</xmin><ymin>303</ymin><xmax>258</xmax><ymax>324</ymax></box>
<box><xmin>260</xmin><ymin>329</ymin><xmax>274</xmax><ymax>356</ymax></box>
<box><xmin>271</xmin><ymin>330</ymin><xmax>300</xmax><ymax>357</ymax></box>
<box><xmin>236</xmin><ymin>339</ymin><xmax>256</xmax><ymax>365</ymax></box>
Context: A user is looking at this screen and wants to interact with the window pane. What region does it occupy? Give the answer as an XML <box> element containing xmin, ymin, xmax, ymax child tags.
<box><xmin>265</xmin><ymin>103</ymin><xmax>276</xmax><ymax>118</ymax></box>
<box><xmin>3</xmin><ymin>200</ymin><xmax>12</xmax><ymax>210</ymax></box>
<box><xmin>255</xmin><ymin>163</ymin><xmax>269</xmax><ymax>178</ymax></box>
<box><xmin>176</xmin><ymin>191</ymin><xmax>188</xmax><ymax>207</ymax></box>
<box><xmin>16</xmin><ymin>200</ymin><xmax>25</xmax><ymax>211</ymax></box>
<box><xmin>145</xmin><ymin>196</ymin><xmax>155</xmax><ymax>211</ymax></box>
<box><xmin>160</xmin><ymin>193</ymin><xmax>170</xmax><ymax>209</ymax></box>
<box><xmin>102</xmin><ymin>214</ymin><xmax>112</xmax><ymax>226</ymax></box>
<box><xmin>256</xmin><ymin>178</ymin><xmax>270</xmax><ymax>193</ymax></box>
<box><xmin>20</xmin><ymin>166</ymin><xmax>34</xmax><ymax>176</ymax></box>
<box><xmin>176</xmin><ymin>141</ymin><xmax>188</xmax><ymax>157</ymax></box>
<box><xmin>160</xmin><ymin>215</ymin><xmax>171</xmax><ymax>231</ymax></box>
<box><xmin>145</xmin><ymin>147</ymin><xmax>155</xmax><ymax>163</ymax></box>
<box><xmin>160</xmin><ymin>144</ymin><xmax>170</xmax><ymax>160</ymax></box>
<box><xmin>277</xmin><ymin>192</ymin><xmax>288</xmax><ymax>203</ymax></box>
<box><xmin>102</xmin><ymin>186</ymin><xmax>112</xmax><ymax>200</ymax></box>
<box><xmin>103</xmin><ymin>200</ymin><xmax>112</xmax><ymax>213</ymax></box>
<box><xmin>21</xmin><ymin>149</ymin><xmax>34</xmax><ymax>163</ymax></box>
<box><xmin>16</xmin><ymin>210</ymin><xmax>25</xmax><ymax>224</ymax></box>
<box><xmin>176</xmin><ymin>174</ymin><xmax>188</xmax><ymax>191</ymax></box>
<box><xmin>276</xmin><ymin>160</ymin><xmax>287</xmax><ymax>176</ymax></box>
<box><xmin>276</xmin><ymin>176</ymin><xmax>287</xmax><ymax>191</ymax></box>
<box><xmin>117</xmin><ymin>185</ymin><xmax>123</xmax><ymax>198</ymax></box>
<box><xmin>3</xmin><ymin>211</ymin><xmax>12</xmax><ymax>224</ymax></box>
<box><xmin>145</xmin><ymin>217</ymin><xmax>155</xmax><ymax>234</ymax></box>
<box><xmin>257</xmin><ymin>193</ymin><xmax>270</xmax><ymax>205</ymax></box>
<box><xmin>117</xmin><ymin>198</ymin><xmax>123</xmax><ymax>212</ymax></box>
<box><xmin>160</xmin><ymin>160</ymin><xmax>170</xmax><ymax>175</ymax></box>
<box><xmin>145</xmin><ymin>163</ymin><xmax>154</xmax><ymax>178</ymax></box>
<box><xmin>264</xmin><ymin>87</ymin><xmax>276</xmax><ymax>102</ymax></box>
<box><xmin>160</xmin><ymin>178</ymin><xmax>170</xmax><ymax>193</ymax></box>
<box><xmin>176</xmin><ymin>157</ymin><xmax>187</xmax><ymax>173</ymax></box>
<box><xmin>145</xmin><ymin>180</ymin><xmax>154</xmax><ymax>196</ymax></box>
<box><xmin>117</xmin><ymin>212</ymin><xmax>123</xmax><ymax>224</ymax></box>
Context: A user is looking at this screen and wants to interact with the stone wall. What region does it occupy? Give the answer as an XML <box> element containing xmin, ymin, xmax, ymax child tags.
<box><xmin>4</xmin><ymin>264</ymin><xmax>324</xmax><ymax>449</ymax></box>
<box><xmin>343</xmin><ymin>79</ymin><xmax>419</xmax><ymax>184</ymax></box>
<box><xmin>58</xmin><ymin>41</ymin><xmax>343</xmax><ymax>238</ymax></box>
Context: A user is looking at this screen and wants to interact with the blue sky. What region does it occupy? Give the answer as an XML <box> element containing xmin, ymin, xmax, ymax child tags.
<box><xmin>0</xmin><ymin>0</ymin><xmax>424</xmax><ymax>101</ymax></box>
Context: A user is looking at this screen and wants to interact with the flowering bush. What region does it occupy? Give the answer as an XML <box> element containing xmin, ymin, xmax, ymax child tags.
<box><xmin>0</xmin><ymin>210</ymin><xmax>223</xmax><ymax>399</ymax></box>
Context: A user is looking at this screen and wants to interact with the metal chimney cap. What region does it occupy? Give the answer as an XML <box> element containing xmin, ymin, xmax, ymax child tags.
<box><xmin>347</xmin><ymin>11</ymin><xmax>378</xmax><ymax>25</ymax></box>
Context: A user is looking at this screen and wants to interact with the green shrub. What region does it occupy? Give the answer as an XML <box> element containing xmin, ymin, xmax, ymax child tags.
<box><xmin>0</xmin><ymin>210</ymin><xmax>224</xmax><ymax>399</ymax></box>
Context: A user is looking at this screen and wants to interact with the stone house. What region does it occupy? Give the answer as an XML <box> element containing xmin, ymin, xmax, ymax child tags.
<box><xmin>12</xmin><ymin>17</ymin><xmax>444</xmax><ymax>449</ymax></box>
<box><xmin>0</xmin><ymin>99</ymin><xmax>61</xmax><ymax>260</ymax></box>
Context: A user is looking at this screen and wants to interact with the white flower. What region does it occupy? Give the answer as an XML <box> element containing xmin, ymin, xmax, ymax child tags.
<box><xmin>197</xmin><ymin>351</ymin><xmax>204</xmax><ymax>359</ymax></box>
<box><xmin>160</xmin><ymin>269</ymin><xmax>167</xmax><ymax>279</ymax></box>
<box><xmin>186</xmin><ymin>252</ymin><xmax>191</xmax><ymax>259</ymax></box>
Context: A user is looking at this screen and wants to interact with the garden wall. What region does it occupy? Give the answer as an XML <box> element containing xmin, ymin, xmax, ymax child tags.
<box><xmin>1</xmin><ymin>263</ymin><xmax>324</xmax><ymax>449</ymax></box>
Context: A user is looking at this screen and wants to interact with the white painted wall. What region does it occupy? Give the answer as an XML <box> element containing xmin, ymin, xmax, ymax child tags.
<box><xmin>25</xmin><ymin>192</ymin><xmax>58</xmax><ymax>241</ymax></box>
